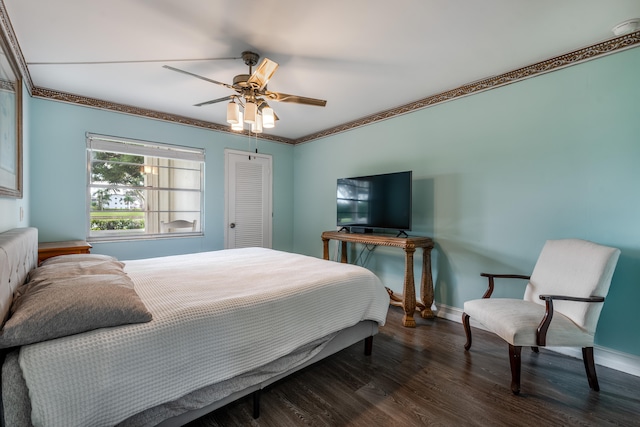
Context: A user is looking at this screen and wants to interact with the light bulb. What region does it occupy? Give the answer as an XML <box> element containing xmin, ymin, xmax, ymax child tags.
<box><xmin>244</xmin><ymin>101</ymin><xmax>257</xmax><ymax>124</ymax></box>
<box><xmin>226</xmin><ymin>101</ymin><xmax>240</xmax><ymax>124</ymax></box>
<box><xmin>262</xmin><ymin>106</ymin><xmax>275</xmax><ymax>128</ymax></box>
<box><xmin>231</xmin><ymin>112</ymin><xmax>244</xmax><ymax>131</ymax></box>
<box><xmin>251</xmin><ymin>114</ymin><xmax>263</xmax><ymax>133</ymax></box>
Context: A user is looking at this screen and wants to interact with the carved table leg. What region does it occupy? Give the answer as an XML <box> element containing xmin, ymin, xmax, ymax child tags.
<box><xmin>322</xmin><ymin>237</ymin><xmax>330</xmax><ymax>260</ymax></box>
<box><xmin>402</xmin><ymin>247</ymin><xmax>417</xmax><ymax>327</ymax></box>
<box><xmin>340</xmin><ymin>241</ymin><xmax>348</xmax><ymax>263</ymax></box>
<box><xmin>420</xmin><ymin>246</ymin><xmax>435</xmax><ymax>319</ymax></box>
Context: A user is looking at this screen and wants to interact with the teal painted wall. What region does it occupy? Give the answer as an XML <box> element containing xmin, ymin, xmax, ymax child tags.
<box><xmin>28</xmin><ymin>98</ymin><xmax>294</xmax><ymax>258</ymax></box>
<box><xmin>292</xmin><ymin>47</ymin><xmax>640</xmax><ymax>357</ymax></box>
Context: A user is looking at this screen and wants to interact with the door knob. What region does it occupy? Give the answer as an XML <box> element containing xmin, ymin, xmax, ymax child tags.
<box><xmin>230</xmin><ymin>223</ymin><xmax>236</xmax><ymax>228</ymax></box>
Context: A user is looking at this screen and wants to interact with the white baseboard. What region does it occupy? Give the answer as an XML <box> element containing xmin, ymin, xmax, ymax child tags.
<box><xmin>435</xmin><ymin>304</ymin><xmax>640</xmax><ymax>378</ymax></box>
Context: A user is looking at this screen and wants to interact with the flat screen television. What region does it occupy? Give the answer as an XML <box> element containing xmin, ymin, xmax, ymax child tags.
<box><xmin>336</xmin><ymin>170</ymin><xmax>412</xmax><ymax>234</ymax></box>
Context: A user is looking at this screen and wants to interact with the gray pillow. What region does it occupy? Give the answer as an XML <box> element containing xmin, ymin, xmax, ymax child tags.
<box><xmin>0</xmin><ymin>272</ymin><xmax>152</xmax><ymax>348</ymax></box>
<box><xmin>29</xmin><ymin>259</ymin><xmax>127</xmax><ymax>281</ymax></box>
<box><xmin>40</xmin><ymin>253</ymin><xmax>122</xmax><ymax>266</ymax></box>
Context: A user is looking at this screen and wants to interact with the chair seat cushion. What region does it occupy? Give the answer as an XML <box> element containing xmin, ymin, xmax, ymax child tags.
<box><xmin>464</xmin><ymin>298</ymin><xmax>594</xmax><ymax>347</ymax></box>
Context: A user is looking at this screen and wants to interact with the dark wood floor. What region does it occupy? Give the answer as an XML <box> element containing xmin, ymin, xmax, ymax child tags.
<box><xmin>188</xmin><ymin>307</ymin><xmax>640</xmax><ymax>426</ymax></box>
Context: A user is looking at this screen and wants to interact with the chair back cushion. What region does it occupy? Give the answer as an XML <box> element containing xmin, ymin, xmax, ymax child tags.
<box><xmin>523</xmin><ymin>239</ymin><xmax>620</xmax><ymax>333</ymax></box>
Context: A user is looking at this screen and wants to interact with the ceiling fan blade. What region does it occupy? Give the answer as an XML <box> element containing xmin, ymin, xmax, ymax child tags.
<box><xmin>263</xmin><ymin>91</ymin><xmax>327</xmax><ymax>107</ymax></box>
<box><xmin>247</xmin><ymin>58</ymin><xmax>279</xmax><ymax>91</ymax></box>
<box><xmin>163</xmin><ymin>65</ymin><xmax>234</xmax><ymax>90</ymax></box>
<box><xmin>194</xmin><ymin>95</ymin><xmax>233</xmax><ymax>107</ymax></box>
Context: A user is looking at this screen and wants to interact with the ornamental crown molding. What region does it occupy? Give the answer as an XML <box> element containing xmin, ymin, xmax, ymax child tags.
<box><xmin>295</xmin><ymin>31</ymin><xmax>640</xmax><ymax>144</ymax></box>
<box><xmin>1</xmin><ymin>1</ymin><xmax>638</xmax><ymax>145</ymax></box>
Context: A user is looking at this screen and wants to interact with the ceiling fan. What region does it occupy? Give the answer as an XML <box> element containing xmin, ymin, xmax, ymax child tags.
<box><xmin>163</xmin><ymin>51</ymin><xmax>327</xmax><ymax>132</ymax></box>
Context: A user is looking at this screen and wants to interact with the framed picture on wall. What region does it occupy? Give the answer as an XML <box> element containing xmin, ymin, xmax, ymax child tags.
<box><xmin>0</xmin><ymin>25</ymin><xmax>22</xmax><ymax>198</ymax></box>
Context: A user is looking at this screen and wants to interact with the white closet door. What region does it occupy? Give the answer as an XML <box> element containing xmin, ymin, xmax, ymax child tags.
<box><xmin>225</xmin><ymin>149</ymin><xmax>272</xmax><ymax>249</ymax></box>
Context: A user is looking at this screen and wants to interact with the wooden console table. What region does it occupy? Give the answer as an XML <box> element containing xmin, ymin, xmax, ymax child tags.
<box><xmin>321</xmin><ymin>231</ymin><xmax>435</xmax><ymax>327</ymax></box>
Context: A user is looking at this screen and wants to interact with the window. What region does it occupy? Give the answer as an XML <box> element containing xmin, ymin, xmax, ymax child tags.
<box><xmin>86</xmin><ymin>133</ymin><xmax>204</xmax><ymax>241</ymax></box>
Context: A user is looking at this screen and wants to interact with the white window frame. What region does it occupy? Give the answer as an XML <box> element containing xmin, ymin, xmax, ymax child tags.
<box><xmin>86</xmin><ymin>133</ymin><xmax>205</xmax><ymax>242</ymax></box>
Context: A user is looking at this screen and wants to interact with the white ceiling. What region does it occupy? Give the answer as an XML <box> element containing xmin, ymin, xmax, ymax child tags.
<box><xmin>4</xmin><ymin>0</ymin><xmax>640</xmax><ymax>141</ymax></box>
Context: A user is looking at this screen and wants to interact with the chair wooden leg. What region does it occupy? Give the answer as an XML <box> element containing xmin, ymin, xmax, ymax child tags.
<box><xmin>582</xmin><ymin>347</ymin><xmax>600</xmax><ymax>391</ymax></box>
<box><xmin>462</xmin><ymin>313</ymin><xmax>472</xmax><ymax>350</ymax></box>
<box><xmin>509</xmin><ymin>344</ymin><xmax>522</xmax><ymax>395</ymax></box>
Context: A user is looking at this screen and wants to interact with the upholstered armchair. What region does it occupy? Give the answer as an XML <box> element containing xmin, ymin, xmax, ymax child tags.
<box><xmin>462</xmin><ymin>239</ymin><xmax>620</xmax><ymax>394</ymax></box>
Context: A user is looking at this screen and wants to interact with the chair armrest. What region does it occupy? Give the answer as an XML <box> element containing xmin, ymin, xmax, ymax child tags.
<box><xmin>538</xmin><ymin>295</ymin><xmax>605</xmax><ymax>303</ymax></box>
<box><xmin>479</xmin><ymin>273</ymin><xmax>531</xmax><ymax>298</ymax></box>
<box><xmin>536</xmin><ymin>294</ymin><xmax>606</xmax><ymax>346</ymax></box>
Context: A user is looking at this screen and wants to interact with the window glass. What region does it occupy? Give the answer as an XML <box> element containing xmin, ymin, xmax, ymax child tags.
<box><xmin>86</xmin><ymin>134</ymin><xmax>204</xmax><ymax>241</ymax></box>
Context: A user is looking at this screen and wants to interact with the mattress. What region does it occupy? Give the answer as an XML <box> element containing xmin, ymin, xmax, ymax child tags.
<box><xmin>16</xmin><ymin>247</ymin><xmax>389</xmax><ymax>427</ymax></box>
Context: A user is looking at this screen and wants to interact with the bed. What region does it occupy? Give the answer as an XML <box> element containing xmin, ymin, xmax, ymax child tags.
<box><xmin>0</xmin><ymin>228</ymin><xmax>389</xmax><ymax>426</ymax></box>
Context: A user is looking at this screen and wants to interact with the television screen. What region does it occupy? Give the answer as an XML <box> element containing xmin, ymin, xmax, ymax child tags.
<box><xmin>336</xmin><ymin>171</ymin><xmax>412</xmax><ymax>232</ymax></box>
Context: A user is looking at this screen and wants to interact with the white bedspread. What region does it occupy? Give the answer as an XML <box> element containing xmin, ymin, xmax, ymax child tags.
<box><xmin>18</xmin><ymin>248</ymin><xmax>389</xmax><ymax>427</ymax></box>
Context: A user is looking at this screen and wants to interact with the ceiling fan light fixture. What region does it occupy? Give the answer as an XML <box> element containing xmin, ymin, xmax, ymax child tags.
<box><xmin>226</xmin><ymin>100</ymin><xmax>240</xmax><ymax>124</ymax></box>
<box><xmin>163</xmin><ymin>51</ymin><xmax>326</xmax><ymax>132</ymax></box>
<box><xmin>244</xmin><ymin>101</ymin><xmax>258</xmax><ymax>124</ymax></box>
<box><xmin>262</xmin><ymin>106</ymin><xmax>275</xmax><ymax>128</ymax></box>
<box><xmin>231</xmin><ymin>111</ymin><xmax>244</xmax><ymax>131</ymax></box>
